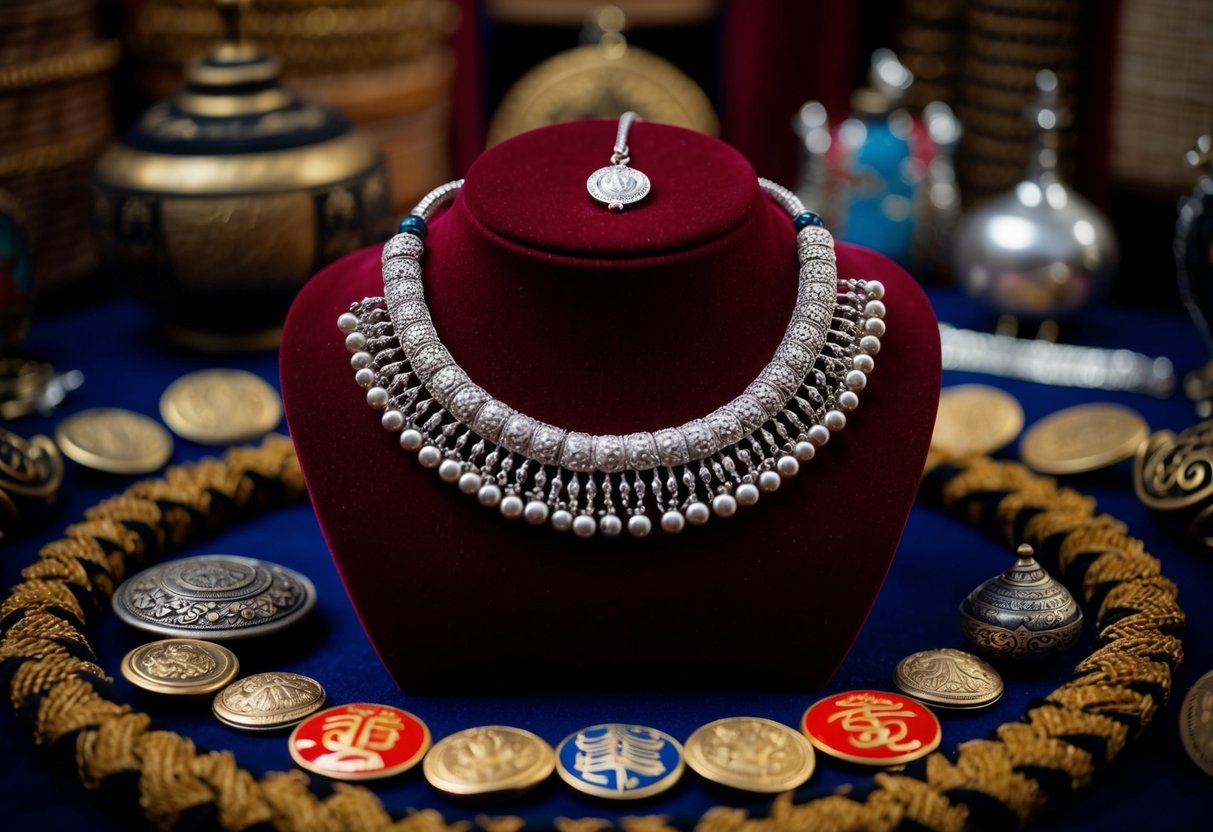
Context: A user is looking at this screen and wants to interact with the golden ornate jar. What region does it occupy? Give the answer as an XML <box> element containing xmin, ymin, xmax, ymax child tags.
<box><xmin>94</xmin><ymin>0</ymin><xmax>390</xmax><ymax>350</ymax></box>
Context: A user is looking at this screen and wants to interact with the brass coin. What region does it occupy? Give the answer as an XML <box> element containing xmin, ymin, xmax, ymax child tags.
<box><xmin>213</xmin><ymin>671</ymin><xmax>326</xmax><ymax>731</ymax></box>
<box><xmin>55</xmin><ymin>407</ymin><xmax>173</xmax><ymax>474</ymax></box>
<box><xmin>931</xmin><ymin>385</ymin><xmax>1024</xmax><ymax>459</ymax></box>
<box><xmin>160</xmin><ymin>369</ymin><xmax>283</xmax><ymax>446</ymax></box>
<box><xmin>894</xmin><ymin>648</ymin><xmax>1004</xmax><ymax>710</ymax></box>
<box><xmin>1180</xmin><ymin>668</ymin><xmax>1213</xmax><ymax>778</ymax></box>
<box><xmin>487</xmin><ymin>44</ymin><xmax>719</xmax><ymax>146</ymax></box>
<box><xmin>1020</xmin><ymin>403</ymin><xmax>1150</xmax><ymax>475</ymax></box>
<box><xmin>423</xmin><ymin>725</ymin><xmax>556</xmax><ymax>796</ymax></box>
<box><xmin>684</xmin><ymin>716</ymin><xmax>815</xmax><ymax>793</ymax></box>
<box><xmin>120</xmin><ymin>638</ymin><xmax>239</xmax><ymax>696</ymax></box>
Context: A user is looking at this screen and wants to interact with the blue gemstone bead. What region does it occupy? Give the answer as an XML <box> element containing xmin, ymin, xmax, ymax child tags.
<box><xmin>397</xmin><ymin>215</ymin><xmax>428</xmax><ymax>238</ymax></box>
<box><xmin>793</xmin><ymin>211</ymin><xmax>825</xmax><ymax>231</ymax></box>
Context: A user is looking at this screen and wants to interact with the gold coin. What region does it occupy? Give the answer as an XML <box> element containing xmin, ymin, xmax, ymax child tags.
<box><xmin>487</xmin><ymin>44</ymin><xmax>719</xmax><ymax>146</ymax></box>
<box><xmin>684</xmin><ymin>716</ymin><xmax>815</xmax><ymax>793</ymax></box>
<box><xmin>120</xmin><ymin>638</ymin><xmax>239</xmax><ymax>696</ymax></box>
<box><xmin>160</xmin><ymin>369</ymin><xmax>282</xmax><ymax>446</ymax></box>
<box><xmin>1180</xmin><ymin>668</ymin><xmax>1213</xmax><ymax>778</ymax></box>
<box><xmin>423</xmin><ymin>725</ymin><xmax>555</xmax><ymax>796</ymax></box>
<box><xmin>55</xmin><ymin>407</ymin><xmax>173</xmax><ymax>474</ymax></box>
<box><xmin>212</xmin><ymin>671</ymin><xmax>326</xmax><ymax>731</ymax></box>
<box><xmin>931</xmin><ymin>384</ymin><xmax>1024</xmax><ymax>459</ymax></box>
<box><xmin>1020</xmin><ymin>403</ymin><xmax>1150</xmax><ymax>475</ymax></box>
<box><xmin>893</xmin><ymin>648</ymin><xmax>1004</xmax><ymax>710</ymax></box>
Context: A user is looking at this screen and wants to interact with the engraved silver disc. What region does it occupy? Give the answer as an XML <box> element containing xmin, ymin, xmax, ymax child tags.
<box><xmin>587</xmin><ymin>164</ymin><xmax>651</xmax><ymax>209</ymax></box>
<box><xmin>112</xmin><ymin>554</ymin><xmax>316</xmax><ymax>640</ymax></box>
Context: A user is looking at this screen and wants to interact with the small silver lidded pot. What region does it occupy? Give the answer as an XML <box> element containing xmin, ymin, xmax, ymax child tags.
<box><xmin>960</xmin><ymin>543</ymin><xmax>1083</xmax><ymax>661</ymax></box>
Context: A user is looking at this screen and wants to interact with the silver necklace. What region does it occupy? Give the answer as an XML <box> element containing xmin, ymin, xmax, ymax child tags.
<box><xmin>338</xmin><ymin>118</ymin><xmax>888</xmax><ymax>538</ymax></box>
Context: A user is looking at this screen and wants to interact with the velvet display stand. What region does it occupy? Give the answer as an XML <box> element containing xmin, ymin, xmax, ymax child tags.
<box><xmin>281</xmin><ymin>121</ymin><xmax>941</xmax><ymax>691</ymax></box>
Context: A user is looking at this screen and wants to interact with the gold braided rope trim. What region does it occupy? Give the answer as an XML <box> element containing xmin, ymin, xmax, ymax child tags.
<box><xmin>0</xmin><ymin>448</ymin><xmax>1185</xmax><ymax>830</ymax></box>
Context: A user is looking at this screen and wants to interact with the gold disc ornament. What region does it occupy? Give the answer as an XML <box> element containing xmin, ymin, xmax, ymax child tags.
<box><xmin>487</xmin><ymin>38</ymin><xmax>718</xmax><ymax>146</ymax></box>
<box><xmin>160</xmin><ymin>369</ymin><xmax>283</xmax><ymax>445</ymax></box>
<box><xmin>120</xmin><ymin>638</ymin><xmax>239</xmax><ymax>696</ymax></box>
<box><xmin>55</xmin><ymin>408</ymin><xmax>174</xmax><ymax>474</ymax></box>
<box><xmin>423</xmin><ymin>725</ymin><xmax>556</xmax><ymax>796</ymax></box>
<box><xmin>212</xmin><ymin>671</ymin><xmax>326</xmax><ymax>732</ymax></box>
<box><xmin>930</xmin><ymin>384</ymin><xmax>1024</xmax><ymax>460</ymax></box>
<box><xmin>684</xmin><ymin>716</ymin><xmax>815</xmax><ymax>793</ymax></box>
<box><xmin>1020</xmin><ymin>402</ymin><xmax>1149</xmax><ymax>475</ymax></box>
<box><xmin>1180</xmin><ymin>668</ymin><xmax>1213</xmax><ymax>778</ymax></box>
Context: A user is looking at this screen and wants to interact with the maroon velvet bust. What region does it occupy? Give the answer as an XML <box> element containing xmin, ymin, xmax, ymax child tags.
<box><xmin>281</xmin><ymin>120</ymin><xmax>940</xmax><ymax>691</ymax></box>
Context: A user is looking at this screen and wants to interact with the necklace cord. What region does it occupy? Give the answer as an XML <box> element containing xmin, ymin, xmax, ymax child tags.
<box><xmin>0</xmin><ymin>439</ymin><xmax>1183</xmax><ymax>830</ymax></box>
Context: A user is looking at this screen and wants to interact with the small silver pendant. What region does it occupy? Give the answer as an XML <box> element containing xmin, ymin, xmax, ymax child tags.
<box><xmin>587</xmin><ymin>164</ymin><xmax>650</xmax><ymax>211</ymax></box>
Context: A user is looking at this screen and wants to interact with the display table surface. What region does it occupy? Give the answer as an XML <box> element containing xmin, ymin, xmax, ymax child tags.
<box><xmin>1</xmin><ymin>287</ymin><xmax>1209</xmax><ymax>830</ymax></box>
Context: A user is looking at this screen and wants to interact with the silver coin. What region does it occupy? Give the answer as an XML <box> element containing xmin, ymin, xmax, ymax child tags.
<box><xmin>1180</xmin><ymin>668</ymin><xmax>1213</xmax><ymax>778</ymax></box>
<box><xmin>112</xmin><ymin>554</ymin><xmax>316</xmax><ymax>640</ymax></box>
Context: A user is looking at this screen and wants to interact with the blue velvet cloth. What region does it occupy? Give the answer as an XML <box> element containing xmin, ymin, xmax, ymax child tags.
<box><xmin>2</xmin><ymin>289</ymin><xmax>1209</xmax><ymax>830</ymax></box>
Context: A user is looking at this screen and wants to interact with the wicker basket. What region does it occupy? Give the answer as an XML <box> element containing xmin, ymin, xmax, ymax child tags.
<box><xmin>0</xmin><ymin>0</ymin><xmax>118</xmax><ymax>291</ymax></box>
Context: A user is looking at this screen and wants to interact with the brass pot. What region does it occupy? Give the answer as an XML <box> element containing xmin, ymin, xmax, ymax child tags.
<box><xmin>94</xmin><ymin>0</ymin><xmax>390</xmax><ymax>351</ymax></box>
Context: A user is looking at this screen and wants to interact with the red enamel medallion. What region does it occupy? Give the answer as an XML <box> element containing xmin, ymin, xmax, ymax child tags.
<box><xmin>801</xmin><ymin>689</ymin><xmax>941</xmax><ymax>766</ymax></box>
<box><xmin>289</xmin><ymin>702</ymin><xmax>431</xmax><ymax>780</ymax></box>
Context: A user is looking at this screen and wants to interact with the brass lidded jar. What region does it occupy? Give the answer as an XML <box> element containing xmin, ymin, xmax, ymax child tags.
<box><xmin>959</xmin><ymin>544</ymin><xmax>1083</xmax><ymax>661</ymax></box>
<box><xmin>94</xmin><ymin>0</ymin><xmax>390</xmax><ymax>351</ymax></box>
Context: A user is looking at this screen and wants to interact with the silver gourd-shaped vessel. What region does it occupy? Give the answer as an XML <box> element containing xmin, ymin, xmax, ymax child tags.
<box><xmin>959</xmin><ymin>543</ymin><xmax>1083</xmax><ymax>660</ymax></box>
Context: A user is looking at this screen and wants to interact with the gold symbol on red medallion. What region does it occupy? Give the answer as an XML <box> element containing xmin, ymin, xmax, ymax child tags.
<box><xmin>801</xmin><ymin>690</ymin><xmax>941</xmax><ymax>766</ymax></box>
<box><xmin>289</xmin><ymin>703</ymin><xmax>430</xmax><ymax>780</ymax></box>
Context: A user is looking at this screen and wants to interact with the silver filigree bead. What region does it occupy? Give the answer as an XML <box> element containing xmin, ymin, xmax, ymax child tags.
<box><xmin>593</xmin><ymin>435</ymin><xmax>627</xmax><ymax>473</ymax></box>
<box><xmin>382</xmin><ymin>232</ymin><xmax>425</xmax><ymax>263</ymax></box>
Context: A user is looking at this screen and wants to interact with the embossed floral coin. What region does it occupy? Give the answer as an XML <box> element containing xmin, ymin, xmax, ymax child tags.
<box><xmin>684</xmin><ymin>716</ymin><xmax>815</xmax><ymax>792</ymax></box>
<box><xmin>55</xmin><ymin>407</ymin><xmax>173</xmax><ymax>474</ymax></box>
<box><xmin>894</xmin><ymin>648</ymin><xmax>1004</xmax><ymax>710</ymax></box>
<box><xmin>213</xmin><ymin>671</ymin><xmax>326</xmax><ymax>731</ymax></box>
<box><xmin>801</xmin><ymin>690</ymin><xmax>941</xmax><ymax>766</ymax></box>
<box><xmin>289</xmin><ymin>703</ymin><xmax>431</xmax><ymax>781</ymax></box>
<box><xmin>112</xmin><ymin>554</ymin><xmax>316</xmax><ymax>640</ymax></box>
<box><xmin>423</xmin><ymin>725</ymin><xmax>555</xmax><ymax>796</ymax></box>
<box><xmin>160</xmin><ymin>369</ymin><xmax>283</xmax><ymax>446</ymax></box>
<box><xmin>556</xmin><ymin>723</ymin><xmax>684</xmax><ymax>799</ymax></box>
<box><xmin>120</xmin><ymin>638</ymin><xmax>239</xmax><ymax>696</ymax></box>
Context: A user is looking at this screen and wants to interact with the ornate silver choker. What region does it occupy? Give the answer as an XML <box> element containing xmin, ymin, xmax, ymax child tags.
<box><xmin>338</xmin><ymin>123</ymin><xmax>887</xmax><ymax>539</ymax></box>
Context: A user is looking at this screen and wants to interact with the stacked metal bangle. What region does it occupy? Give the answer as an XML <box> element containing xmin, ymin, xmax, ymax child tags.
<box><xmin>339</xmin><ymin>178</ymin><xmax>888</xmax><ymax>538</ymax></box>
